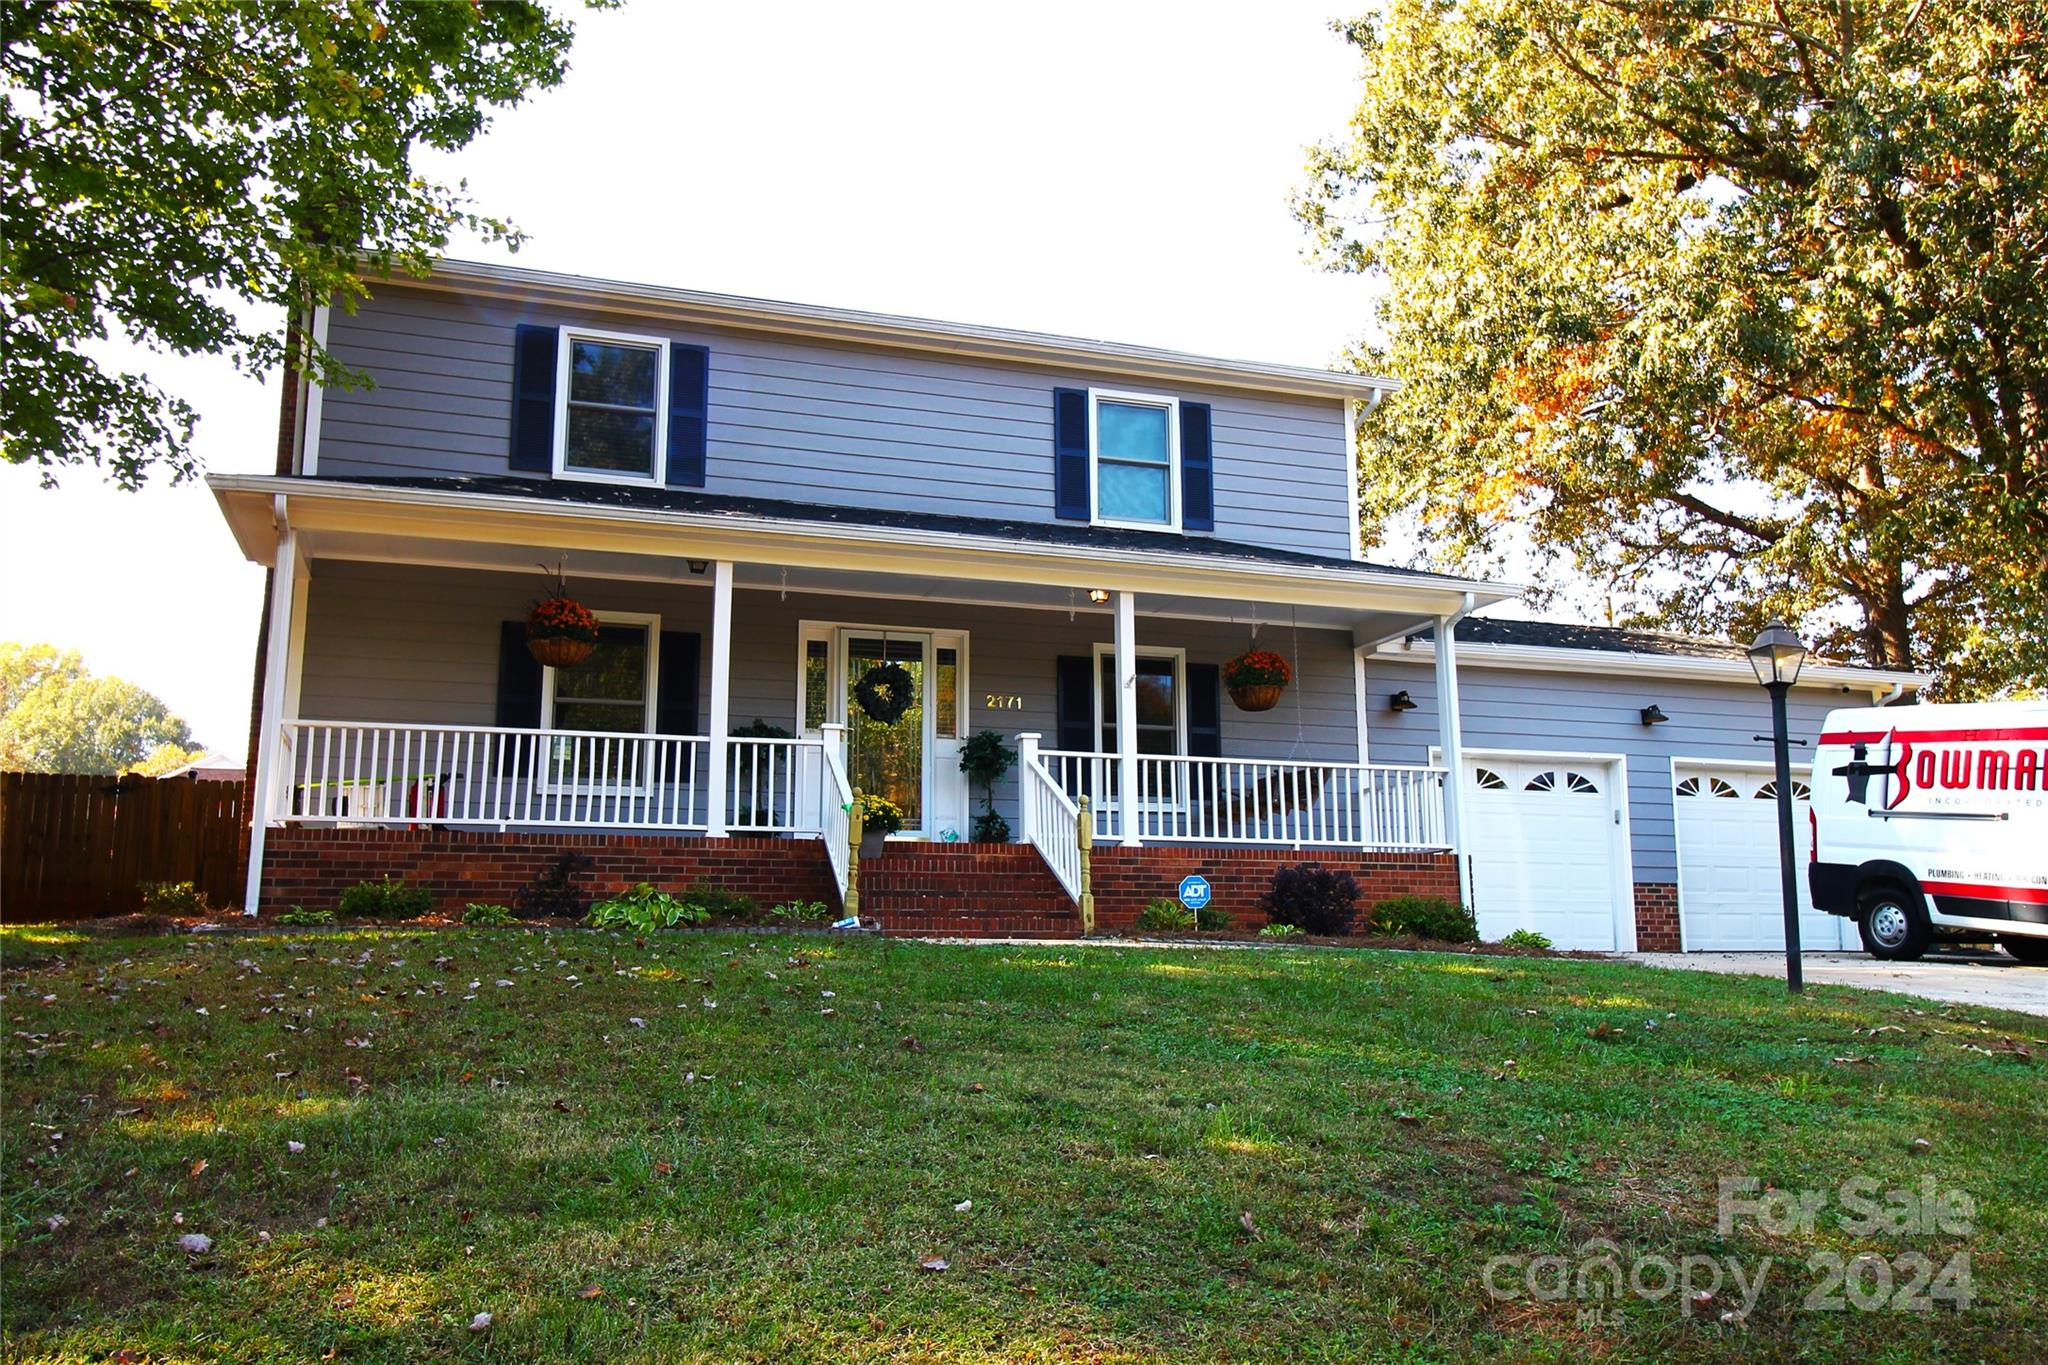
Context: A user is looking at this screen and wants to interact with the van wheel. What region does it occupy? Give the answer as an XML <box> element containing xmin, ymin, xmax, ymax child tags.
<box><xmin>1859</xmin><ymin>884</ymin><xmax>1931</xmax><ymax>961</ymax></box>
<box><xmin>2002</xmin><ymin>936</ymin><xmax>2048</xmax><ymax>966</ymax></box>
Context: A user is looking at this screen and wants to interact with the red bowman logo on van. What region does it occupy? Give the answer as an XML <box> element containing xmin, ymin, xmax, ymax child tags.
<box><xmin>1829</xmin><ymin>733</ymin><xmax>1913</xmax><ymax>809</ymax></box>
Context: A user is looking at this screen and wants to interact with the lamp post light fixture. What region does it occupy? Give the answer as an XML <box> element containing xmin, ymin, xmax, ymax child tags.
<box><xmin>1747</xmin><ymin>622</ymin><xmax>1811</xmax><ymax>993</ymax></box>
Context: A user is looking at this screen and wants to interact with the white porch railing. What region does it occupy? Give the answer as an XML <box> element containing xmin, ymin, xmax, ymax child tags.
<box><xmin>818</xmin><ymin>725</ymin><xmax>854</xmax><ymax>900</ymax></box>
<box><xmin>1038</xmin><ymin>749</ymin><xmax>1450</xmax><ymax>851</ymax></box>
<box><xmin>1017</xmin><ymin>738</ymin><xmax>1082</xmax><ymax>900</ymax></box>
<box><xmin>280</xmin><ymin>720</ymin><xmax>714</xmax><ymax>829</ymax></box>
<box><xmin>725</xmin><ymin>736</ymin><xmax>824</xmax><ymax>834</ymax></box>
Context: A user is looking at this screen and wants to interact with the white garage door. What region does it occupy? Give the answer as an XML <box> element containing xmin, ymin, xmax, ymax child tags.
<box><xmin>1674</xmin><ymin>764</ymin><xmax>1847</xmax><ymax>951</ymax></box>
<box><xmin>1464</xmin><ymin>757</ymin><xmax>1625</xmax><ymax>951</ymax></box>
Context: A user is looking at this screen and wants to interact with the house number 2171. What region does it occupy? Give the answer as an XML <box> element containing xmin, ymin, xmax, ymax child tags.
<box><xmin>983</xmin><ymin>694</ymin><xmax>1023</xmax><ymax>710</ymax></box>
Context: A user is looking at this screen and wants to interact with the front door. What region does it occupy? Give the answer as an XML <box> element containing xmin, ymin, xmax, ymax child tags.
<box><xmin>803</xmin><ymin>626</ymin><xmax>968</xmax><ymax>840</ymax></box>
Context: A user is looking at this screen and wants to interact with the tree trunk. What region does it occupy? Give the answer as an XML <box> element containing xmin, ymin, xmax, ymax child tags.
<box><xmin>1859</xmin><ymin>558</ymin><xmax>1915</xmax><ymax>671</ymax></box>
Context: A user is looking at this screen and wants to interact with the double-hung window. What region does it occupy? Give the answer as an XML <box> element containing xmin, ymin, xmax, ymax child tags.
<box><xmin>1089</xmin><ymin>388</ymin><xmax>1180</xmax><ymax>530</ymax></box>
<box><xmin>554</xmin><ymin>327</ymin><xmax>669</xmax><ymax>483</ymax></box>
<box><xmin>541</xmin><ymin>613</ymin><xmax>659</xmax><ymax>788</ymax></box>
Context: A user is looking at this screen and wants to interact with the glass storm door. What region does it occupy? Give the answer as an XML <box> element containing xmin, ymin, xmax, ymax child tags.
<box><xmin>842</xmin><ymin>631</ymin><xmax>930</xmax><ymax>836</ymax></box>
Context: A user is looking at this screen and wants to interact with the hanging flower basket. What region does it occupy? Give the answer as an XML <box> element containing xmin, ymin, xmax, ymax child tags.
<box><xmin>527</xmin><ymin>592</ymin><xmax>599</xmax><ymax>670</ymax></box>
<box><xmin>854</xmin><ymin>662</ymin><xmax>917</xmax><ymax>725</ymax></box>
<box><xmin>1223</xmin><ymin>648</ymin><xmax>1293</xmax><ymax>712</ymax></box>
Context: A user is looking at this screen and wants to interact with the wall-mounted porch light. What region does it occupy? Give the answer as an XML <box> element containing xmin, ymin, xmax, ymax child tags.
<box><xmin>1388</xmin><ymin>690</ymin><xmax>1418</xmax><ymax>713</ymax></box>
<box><xmin>1640</xmin><ymin>704</ymin><xmax>1669</xmax><ymax>726</ymax></box>
<box><xmin>1087</xmin><ymin>589</ymin><xmax>1111</xmax><ymax>605</ymax></box>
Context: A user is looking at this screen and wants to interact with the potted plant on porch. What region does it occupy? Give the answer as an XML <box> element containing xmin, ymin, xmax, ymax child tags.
<box><xmin>958</xmin><ymin>730</ymin><xmax>1015</xmax><ymax>842</ymax></box>
<box><xmin>855</xmin><ymin>793</ymin><xmax>905</xmax><ymax>860</ymax></box>
<box><xmin>1222</xmin><ymin>647</ymin><xmax>1293</xmax><ymax>712</ymax></box>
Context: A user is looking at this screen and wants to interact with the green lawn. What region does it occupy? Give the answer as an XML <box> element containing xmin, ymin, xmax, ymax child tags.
<box><xmin>3</xmin><ymin>926</ymin><xmax>2043</xmax><ymax>1363</ymax></box>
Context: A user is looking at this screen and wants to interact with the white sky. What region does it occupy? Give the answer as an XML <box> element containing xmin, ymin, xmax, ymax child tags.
<box><xmin>0</xmin><ymin>1</ymin><xmax>1396</xmax><ymax>760</ymax></box>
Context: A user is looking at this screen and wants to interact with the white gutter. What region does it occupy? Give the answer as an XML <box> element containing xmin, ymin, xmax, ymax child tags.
<box><xmin>403</xmin><ymin>258</ymin><xmax>1400</xmax><ymax>403</ymax></box>
<box><xmin>1374</xmin><ymin>635</ymin><xmax>1930</xmax><ymax>694</ymax></box>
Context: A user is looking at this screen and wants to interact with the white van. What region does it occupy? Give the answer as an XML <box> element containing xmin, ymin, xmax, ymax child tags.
<box><xmin>1809</xmin><ymin>701</ymin><xmax>2048</xmax><ymax>963</ymax></box>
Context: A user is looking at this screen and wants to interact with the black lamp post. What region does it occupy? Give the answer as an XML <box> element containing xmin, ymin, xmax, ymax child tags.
<box><xmin>1747</xmin><ymin>622</ymin><xmax>1811</xmax><ymax>993</ymax></box>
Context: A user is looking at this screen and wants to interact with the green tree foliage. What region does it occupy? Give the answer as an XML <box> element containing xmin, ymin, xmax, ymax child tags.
<box><xmin>2</xmin><ymin>0</ymin><xmax>591</xmax><ymax>490</ymax></box>
<box><xmin>1299</xmin><ymin>1</ymin><xmax>2048</xmax><ymax>694</ymax></box>
<box><xmin>0</xmin><ymin>642</ymin><xmax>198</xmax><ymax>773</ymax></box>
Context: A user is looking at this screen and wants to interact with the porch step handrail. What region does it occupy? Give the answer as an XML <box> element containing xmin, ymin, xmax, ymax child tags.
<box><xmin>817</xmin><ymin>727</ymin><xmax>854</xmax><ymax>900</ymax></box>
<box><xmin>1017</xmin><ymin>736</ymin><xmax>1083</xmax><ymax>901</ymax></box>
<box><xmin>279</xmin><ymin>719</ymin><xmax>714</xmax><ymax>831</ymax></box>
<box><xmin>1037</xmin><ymin>749</ymin><xmax>1450</xmax><ymax>851</ymax></box>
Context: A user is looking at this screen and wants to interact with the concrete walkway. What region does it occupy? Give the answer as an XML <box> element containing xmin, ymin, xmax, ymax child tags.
<box><xmin>1626</xmin><ymin>949</ymin><xmax>2048</xmax><ymax>1016</ymax></box>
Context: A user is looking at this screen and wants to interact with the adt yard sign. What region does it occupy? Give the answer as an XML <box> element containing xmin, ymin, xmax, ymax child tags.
<box><xmin>1177</xmin><ymin>875</ymin><xmax>1212</xmax><ymax>911</ymax></box>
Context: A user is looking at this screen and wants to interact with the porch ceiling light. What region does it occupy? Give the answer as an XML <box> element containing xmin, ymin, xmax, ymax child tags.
<box><xmin>1640</xmin><ymin>704</ymin><xmax>1669</xmax><ymax>726</ymax></box>
<box><xmin>1388</xmin><ymin>689</ymin><xmax>1417</xmax><ymax>713</ymax></box>
<box><xmin>1087</xmin><ymin>588</ymin><xmax>1111</xmax><ymax>604</ymax></box>
<box><xmin>1745</xmin><ymin>622</ymin><xmax>1808</xmax><ymax>688</ymax></box>
<box><xmin>686</xmin><ymin>559</ymin><xmax>709</xmax><ymax>575</ymax></box>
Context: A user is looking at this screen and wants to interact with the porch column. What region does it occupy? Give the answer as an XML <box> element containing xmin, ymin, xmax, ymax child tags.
<box><xmin>1113</xmin><ymin>590</ymin><xmax>1140</xmax><ymax>846</ymax></box>
<box><xmin>241</xmin><ymin>513</ymin><xmax>298</xmax><ymax>916</ymax></box>
<box><xmin>704</xmin><ymin>559</ymin><xmax>735</xmax><ymax>837</ymax></box>
<box><xmin>1433</xmin><ymin>607</ymin><xmax>1474</xmax><ymax>908</ymax></box>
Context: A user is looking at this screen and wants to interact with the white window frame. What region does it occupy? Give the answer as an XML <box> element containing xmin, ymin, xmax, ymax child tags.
<box><xmin>1089</xmin><ymin>643</ymin><xmax>1188</xmax><ymax>756</ymax></box>
<box><xmin>1088</xmin><ymin>386</ymin><xmax>1181</xmax><ymax>532</ymax></box>
<box><xmin>552</xmin><ymin>325</ymin><xmax>671</xmax><ymax>486</ymax></box>
<box><xmin>538</xmin><ymin>610</ymin><xmax>661</xmax><ymax>793</ymax></box>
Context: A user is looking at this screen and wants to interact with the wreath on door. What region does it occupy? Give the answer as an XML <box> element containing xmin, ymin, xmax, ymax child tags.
<box><xmin>854</xmin><ymin>662</ymin><xmax>917</xmax><ymax>725</ymax></box>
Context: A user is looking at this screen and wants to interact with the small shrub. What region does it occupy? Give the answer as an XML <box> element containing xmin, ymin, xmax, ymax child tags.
<box><xmin>970</xmin><ymin>811</ymin><xmax>1012</xmax><ymax>843</ymax></box>
<box><xmin>1258</xmin><ymin>862</ymin><xmax>1359</xmax><ymax>936</ymax></box>
<box><xmin>584</xmin><ymin>883</ymin><xmax>711</xmax><ymax>932</ymax></box>
<box><xmin>337</xmin><ymin>876</ymin><xmax>434</xmax><ymax>919</ymax></box>
<box><xmin>1258</xmin><ymin>922</ymin><xmax>1302</xmax><ymax>938</ymax></box>
<box><xmin>275</xmin><ymin>906</ymin><xmax>334</xmax><ymax>926</ymax></box>
<box><xmin>1372</xmin><ymin>895</ymin><xmax>1478</xmax><ymax>943</ymax></box>
<box><xmin>1134</xmin><ymin>899</ymin><xmax>1196</xmax><ymax>932</ymax></box>
<box><xmin>138</xmin><ymin>881</ymin><xmax>209</xmax><ymax>915</ymax></box>
<box><xmin>514</xmin><ymin>852</ymin><xmax>592</xmax><ymax>920</ymax></box>
<box><xmin>680</xmin><ymin>883</ymin><xmax>758</xmax><ymax>919</ymax></box>
<box><xmin>1499</xmin><ymin>928</ymin><xmax>1553</xmax><ymax>950</ymax></box>
<box><xmin>463</xmin><ymin>902</ymin><xmax>517</xmax><ymax>927</ymax></box>
<box><xmin>768</xmin><ymin>899</ymin><xmax>833</xmax><ymax>923</ymax></box>
<box><xmin>1195</xmin><ymin>905</ymin><xmax>1234</xmax><ymax>932</ymax></box>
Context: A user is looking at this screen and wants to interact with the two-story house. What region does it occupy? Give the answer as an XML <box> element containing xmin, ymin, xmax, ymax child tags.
<box><xmin>213</xmin><ymin>260</ymin><xmax>1924</xmax><ymax>946</ymax></box>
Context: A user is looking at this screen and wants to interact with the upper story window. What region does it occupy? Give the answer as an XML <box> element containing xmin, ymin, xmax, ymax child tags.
<box><xmin>555</xmin><ymin>327</ymin><xmax>670</xmax><ymax>483</ymax></box>
<box><xmin>1090</xmin><ymin>388</ymin><xmax>1181</xmax><ymax>531</ymax></box>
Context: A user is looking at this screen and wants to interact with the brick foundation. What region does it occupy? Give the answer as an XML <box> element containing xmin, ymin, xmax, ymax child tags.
<box><xmin>1633</xmin><ymin>882</ymin><xmax>1681</xmax><ymax>951</ymax></box>
<box><xmin>258</xmin><ymin>826</ymin><xmax>838</xmax><ymax>917</ymax></box>
<box><xmin>1090</xmin><ymin>846</ymin><xmax>1461</xmax><ymax>933</ymax></box>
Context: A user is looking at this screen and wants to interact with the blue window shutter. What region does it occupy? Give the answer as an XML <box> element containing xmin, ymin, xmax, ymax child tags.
<box><xmin>1187</xmin><ymin>663</ymin><xmax>1222</xmax><ymax>756</ymax></box>
<box><xmin>667</xmin><ymin>343</ymin><xmax>709</xmax><ymax>487</ymax></box>
<box><xmin>1053</xmin><ymin>388</ymin><xmax>1090</xmax><ymax>520</ymax></box>
<box><xmin>510</xmin><ymin>325</ymin><xmax>558</xmax><ymax>473</ymax></box>
<box><xmin>655</xmin><ymin>630</ymin><xmax>701</xmax><ymax>734</ymax></box>
<box><xmin>495</xmin><ymin>622</ymin><xmax>544</xmax><ymax>726</ymax></box>
<box><xmin>1180</xmin><ymin>402</ymin><xmax>1214</xmax><ymax>531</ymax></box>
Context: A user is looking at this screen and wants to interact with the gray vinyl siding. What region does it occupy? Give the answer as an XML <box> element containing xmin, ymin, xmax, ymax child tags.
<box><xmin>297</xmin><ymin>560</ymin><xmax>1361</xmax><ymax>830</ymax></box>
<box><xmin>1363</xmin><ymin>658</ymin><xmax>1850</xmax><ymax>883</ymax></box>
<box><xmin>316</xmin><ymin>285</ymin><xmax>1355</xmax><ymax>557</ymax></box>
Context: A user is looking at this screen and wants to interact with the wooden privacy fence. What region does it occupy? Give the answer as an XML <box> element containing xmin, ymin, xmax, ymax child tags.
<box><xmin>1</xmin><ymin>772</ymin><xmax>245</xmax><ymax>922</ymax></box>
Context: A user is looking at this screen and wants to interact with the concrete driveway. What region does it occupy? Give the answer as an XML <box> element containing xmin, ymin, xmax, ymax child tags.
<box><xmin>1626</xmin><ymin>948</ymin><xmax>2048</xmax><ymax>1016</ymax></box>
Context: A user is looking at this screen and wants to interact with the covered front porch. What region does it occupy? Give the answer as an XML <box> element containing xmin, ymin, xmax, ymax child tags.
<box><xmin>216</xmin><ymin>475</ymin><xmax>1509</xmax><ymax>919</ymax></box>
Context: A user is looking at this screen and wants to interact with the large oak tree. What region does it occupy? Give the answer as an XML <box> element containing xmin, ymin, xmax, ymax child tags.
<box><xmin>2</xmin><ymin>0</ymin><xmax>591</xmax><ymax>490</ymax></box>
<box><xmin>1299</xmin><ymin>0</ymin><xmax>2047</xmax><ymax>695</ymax></box>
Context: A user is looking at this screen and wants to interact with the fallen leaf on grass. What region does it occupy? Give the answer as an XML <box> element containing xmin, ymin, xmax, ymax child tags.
<box><xmin>188</xmin><ymin>1158</ymin><xmax>208</xmax><ymax>1177</ymax></box>
<box><xmin>178</xmin><ymin>1233</ymin><xmax>212</xmax><ymax>1254</ymax></box>
<box><xmin>954</xmin><ymin>1199</ymin><xmax>972</xmax><ymax>1213</ymax></box>
<box><xmin>1238</xmin><ymin>1211</ymin><xmax>1257</xmax><ymax>1236</ymax></box>
<box><xmin>286</xmin><ymin>1141</ymin><xmax>305</xmax><ymax>1154</ymax></box>
<box><xmin>576</xmin><ymin>1284</ymin><xmax>603</xmax><ymax>1300</ymax></box>
<box><xmin>467</xmin><ymin>1311</ymin><xmax>492</xmax><ymax>1332</ymax></box>
<box><xmin>919</xmin><ymin>1256</ymin><xmax>949</xmax><ymax>1273</ymax></box>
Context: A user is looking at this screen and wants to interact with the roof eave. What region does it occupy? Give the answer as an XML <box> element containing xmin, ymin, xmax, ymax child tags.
<box><xmin>1374</xmin><ymin>637</ymin><xmax>1931</xmax><ymax>693</ymax></box>
<box><xmin>393</xmin><ymin>258</ymin><xmax>1400</xmax><ymax>403</ymax></box>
